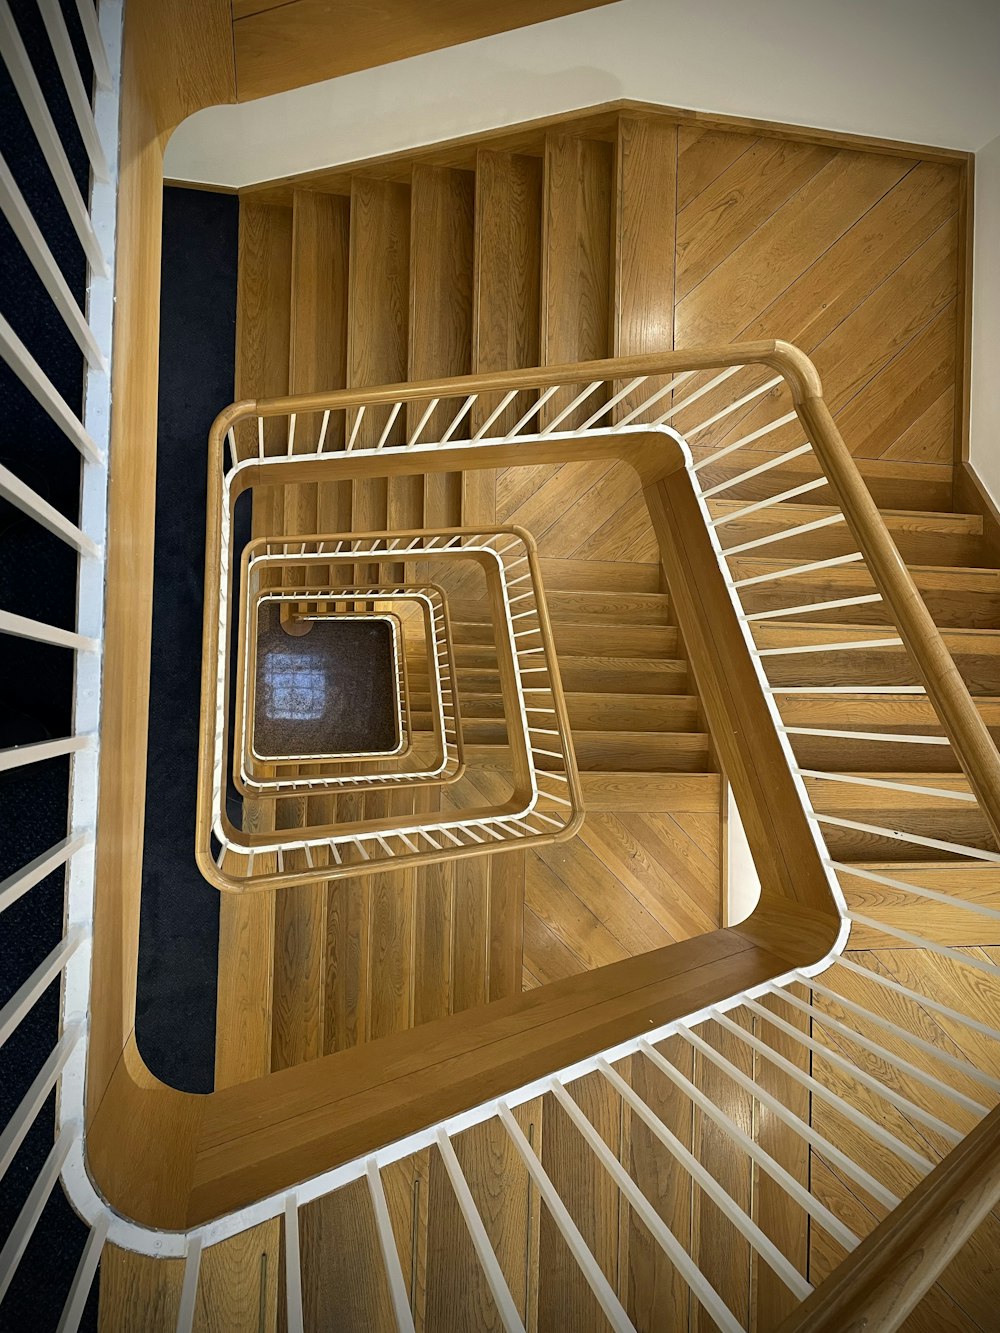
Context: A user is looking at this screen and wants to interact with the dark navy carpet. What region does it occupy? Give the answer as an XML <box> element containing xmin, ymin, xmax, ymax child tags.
<box><xmin>135</xmin><ymin>185</ymin><xmax>238</xmax><ymax>1094</ymax></box>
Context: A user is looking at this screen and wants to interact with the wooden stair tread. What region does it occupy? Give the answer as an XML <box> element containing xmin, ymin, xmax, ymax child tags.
<box><xmin>579</xmin><ymin>771</ymin><xmax>720</xmax><ymax>811</ymax></box>
<box><xmin>537</xmin><ymin>556</ymin><xmax>661</xmax><ymax>592</ymax></box>
<box><xmin>447</xmin><ymin>590</ymin><xmax>672</xmax><ymax>623</ymax></box>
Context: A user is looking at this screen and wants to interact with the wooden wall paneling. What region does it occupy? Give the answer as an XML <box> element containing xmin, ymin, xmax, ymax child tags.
<box><xmin>690</xmin><ymin>1014</ymin><xmax>753</xmax><ymax>1330</ymax></box>
<box><xmin>540</xmin><ymin>131</ymin><xmax>614</xmax><ymax>427</ymax></box>
<box><xmin>299</xmin><ymin>1178</ymin><xmax>396</xmax><ymax>1328</ymax></box>
<box><xmin>425</xmin><ymin>1139</ymin><xmax>501</xmax><ymax>1329</ymax></box>
<box><xmin>368</xmin><ymin>867</ymin><xmax>417</xmax><ymax>1040</ymax></box>
<box><xmin>232</xmin><ymin>0</ymin><xmax>618</xmax><ymax>102</ymax></box>
<box><xmin>383</xmin><ymin>1149</ymin><xmax>430</xmax><ymax>1328</ymax></box>
<box><xmin>98</xmin><ymin>1249</ymin><xmax>184</xmax><ymax>1332</ymax></box>
<box><xmin>290</xmin><ymin>188</ymin><xmax>351</xmax><ymax>535</ymax></box>
<box><xmin>625</xmin><ymin>1038</ymin><xmax>695</xmax><ymax>1332</ymax></box>
<box><xmin>271</xmin><ymin>878</ymin><xmax>327</xmax><ymax>1070</ymax></box>
<box><xmin>537</xmin><ymin>1072</ymin><xmax>622</xmax><ymax>1330</ymax></box>
<box><xmin>488</xmin><ymin>849</ymin><xmax>526</xmax><ymax>1002</ymax></box>
<box><xmin>412</xmin><ymin>793</ymin><xmax>455</xmax><ymax>1026</ymax></box>
<box><xmin>347</xmin><ymin>177</ymin><xmax>411</xmax><ymax>553</ymax></box>
<box><xmin>193</xmin><ymin>1221</ymin><xmax>281</xmax><ymax>1331</ymax></box>
<box><xmin>450</xmin><ymin>853</ymin><xmax>490</xmax><ymax>1013</ymax></box>
<box><xmin>752</xmin><ymin>984</ymin><xmax>811</xmax><ymax>1327</ymax></box>
<box><xmin>612</xmin><ymin>114</ymin><xmax>677</xmax><ymax>422</ymax></box>
<box><xmin>459</xmin><ymin>1099</ymin><xmax>544</xmax><ymax>1327</ymax></box>
<box><xmin>471</xmin><ymin>149</ymin><xmax>543</xmax><ymax>524</ymax></box>
<box><xmin>408</xmin><ymin>165</ymin><xmax>474</xmax><ymax>530</ymax></box>
<box><xmin>325</xmin><ymin>868</ymin><xmax>370</xmax><ymax>1054</ymax></box>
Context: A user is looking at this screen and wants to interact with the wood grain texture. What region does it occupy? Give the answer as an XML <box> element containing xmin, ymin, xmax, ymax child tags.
<box><xmin>625</xmin><ymin>1038</ymin><xmax>695</xmax><ymax>1331</ymax></box>
<box><xmin>409</xmin><ymin>165</ymin><xmax>474</xmax><ymax>529</ymax></box>
<box><xmin>232</xmin><ymin>0</ymin><xmax>618</xmax><ymax>101</ymax></box>
<box><xmin>612</xmin><ymin>114</ymin><xmax>677</xmax><ymax>422</ymax></box>
<box><xmin>347</xmin><ymin>177</ymin><xmax>411</xmax><ymax>547</ymax></box>
<box><xmin>538</xmin><ymin>1072</ymin><xmax>621</xmax><ymax>1329</ymax></box>
<box><xmin>541</xmin><ymin>131</ymin><xmax>613</xmax><ymax>425</ymax></box>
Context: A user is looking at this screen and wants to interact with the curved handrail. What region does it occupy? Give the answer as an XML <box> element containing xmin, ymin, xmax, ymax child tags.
<box><xmin>210</xmin><ymin>339</ymin><xmax>1000</xmax><ymax>846</ymax></box>
<box><xmin>7</xmin><ymin>336</ymin><xmax>996</xmax><ymax>1323</ymax></box>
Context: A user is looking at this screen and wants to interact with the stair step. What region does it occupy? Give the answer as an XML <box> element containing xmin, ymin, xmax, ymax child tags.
<box><xmin>453</xmin><ymin>621</ymin><xmax>680</xmax><ymax>659</ymax></box>
<box><xmin>579</xmin><ymin>771</ymin><xmax>720</xmax><ymax>811</ymax></box>
<box><xmin>714</xmin><ymin>501</ymin><xmax>986</xmax><ymax>567</ymax></box>
<box><xmin>753</xmin><ymin>622</ymin><xmax>1000</xmax><ymax>696</ymax></box>
<box><xmin>695</xmin><ymin>446</ymin><xmax>954</xmax><ymax>512</ymax></box>
<box><xmin>439</xmin><ymin>657</ymin><xmax>689</xmax><ymax>696</ymax></box>
<box><xmin>730</xmin><ymin>559</ymin><xmax>1000</xmax><ymax>629</ymax></box>
<box><xmin>537</xmin><ymin>557</ymin><xmax>661</xmax><ymax>593</ymax></box>
<box><xmin>460</xmin><ymin>691</ymin><xmax>701</xmax><ymax>732</ymax></box>
<box><xmin>448</xmin><ymin>590</ymin><xmax>672</xmax><ymax>624</ymax></box>
<box><xmin>778</xmin><ymin>694</ymin><xmax>1000</xmax><ymax>727</ymax></box>
<box><xmin>804</xmin><ymin>773</ymin><xmax>995</xmax><ymax>861</ymax></box>
<box><xmin>563</xmin><ymin>731</ymin><xmax>711</xmax><ymax>772</ymax></box>
<box><xmin>838</xmin><ymin>862</ymin><xmax>1000</xmax><ymax>947</ymax></box>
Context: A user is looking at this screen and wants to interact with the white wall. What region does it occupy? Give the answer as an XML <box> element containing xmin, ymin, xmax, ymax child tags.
<box><xmin>164</xmin><ymin>0</ymin><xmax>1000</xmax><ymax>503</ymax></box>
<box><xmin>972</xmin><ymin>132</ymin><xmax>1000</xmax><ymax>502</ymax></box>
<box><xmin>165</xmin><ymin>0</ymin><xmax>1000</xmax><ymax>187</ymax></box>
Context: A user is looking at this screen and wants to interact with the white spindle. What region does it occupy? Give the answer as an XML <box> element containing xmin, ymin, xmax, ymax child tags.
<box><xmin>498</xmin><ymin>1101</ymin><xmax>634</xmax><ymax>1332</ymax></box>
<box><xmin>55</xmin><ymin>1213</ymin><xmax>109</xmax><ymax>1333</ymax></box>
<box><xmin>0</xmin><ymin>153</ymin><xmax>105</xmax><ymax>369</ymax></box>
<box><xmin>73</xmin><ymin>0</ymin><xmax>113</xmax><ymax>88</ymax></box>
<box><xmin>0</xmin><ymin>1125</ymin><xmax>74</xmax><ymax>1303</ymax></box>
<box><xmin>731</xmin><ymin>551</ymin><xmax>865</xmax><ymax>589</ymax></box>
<box><xmin>0</xmin><ymin>609</ymin><xmax>98</xmax><ymax>652</ymax></box>
<box><xmin>37</xmin><ymin>0</ymin><xmax>110</xmax><ymax>180</ymax></box>
<box><xmin>0</xmin><ymin>834</ymin><xmax>88</xmax><ymax>915</ymax></box>
<box><xmin>743</xmin><ymin>592</ymin><xmax>883</xmax><ymax>622</ymax></box>
<box><xmin>722</xmin><ymin>510</ymin><xmax>846</xmax><ymax>556</ymax></box>
<box><xmin>709</xmin><ymin>477</ymin><xmax>828</xmax><ymax>522</ymax></box>
<box><xmin>0</xmin><ymin>928</ymin><xmax>85</xmax><ymax>1047</ymax></box>
<box><xmin>0</xmin><ymin>460</ymin><xmax>98</xmax><ymax>555</ymax></box>
<box><xmin>435</xmin><ymin>1130</ymin><xmax>525</xmax><ymax>1333</ymax></box>
<box><xmin>701</xmin><ymin>441</ymin><xmax>814</xmax><ymax>497</ymax></box>
<box><xmin>284</xmin><ymin>1195</ymin><xmax>304</xmax><ymax>1333</ymax></box>
<box><xmin>175</xmin><ymin>1233</ymin><xmax>203</xmax><ymax>1333</ymax></box>
<box><xmin>685</xmin><ymin>373</ymin><xmax>782</xmax><ymax>437</ymax></box>
<box><xmin>0</xmin><ymin>1</ymin><xmax>105</xmax><ymax>274</ymax></box>
<box><xmin>0</xmin><ymin>1025</ymin><xmax>81</xmax><ymax>1183</ymax></box>
<box><xmin>366</xmin><ymin>1158</ymin><xmax>415</xmax><ymax>1333</ymax></box>
<box><xmin>0</xmin><ymin>315</ymin><xmax>103</xmax><ymax>462</ymax></box>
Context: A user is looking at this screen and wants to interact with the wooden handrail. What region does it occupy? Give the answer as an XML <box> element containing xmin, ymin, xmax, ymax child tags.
<box><xmin>220</xmin><ymin>338</ymin><xmax>1000</xmax><ymax>847</ymax></box>
<box><xmin>795</xmin><ymin>392</ymin><xmax>1000</xmax><ymax>845</ymax></box>
<box><xmin>776</xmin><ymin>1100</ymin><xmax>1000</xmax><ymax>1333</ymax></box>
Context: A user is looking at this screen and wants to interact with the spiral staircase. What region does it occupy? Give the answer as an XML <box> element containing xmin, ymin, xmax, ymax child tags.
<box><xmin>4</xmin><ymin>3</ymin><xmax>1000</xmax><ymax>1332</ymax></box>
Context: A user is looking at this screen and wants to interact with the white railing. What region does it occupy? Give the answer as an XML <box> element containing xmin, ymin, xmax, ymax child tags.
<box><xmin>0</xmin><ymin>0</ymin><xmax>120</xmax><ymax>1326</ymax></box>
<box><xmin>176</xmin><ymin>360</ymin><xmax>1000</xmax><ymax>1326</ymax></box>
<box><xmin>200</xmin><ymin>525</ymin><xmax>582</xmax><ymax>891</ymax></box>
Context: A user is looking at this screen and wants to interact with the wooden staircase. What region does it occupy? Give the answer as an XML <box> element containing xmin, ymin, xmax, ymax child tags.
<box><xmin>166</xmin><ymin>108</ymin><xmax>1000</xmax><ymax>1332</ymax></box>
